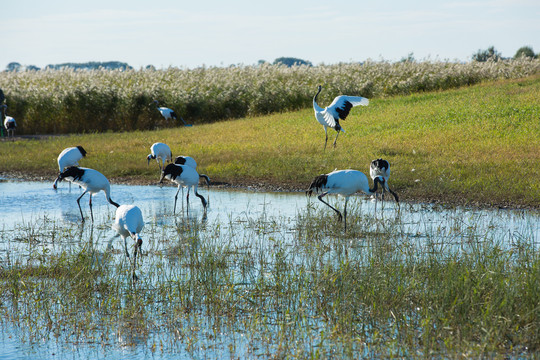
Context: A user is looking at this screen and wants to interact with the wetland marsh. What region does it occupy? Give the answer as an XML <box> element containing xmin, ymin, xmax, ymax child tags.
<box><xmin>1</xmin><ymin>180</ymin><xmax>538</xmax><ymax>358</ymax></box>
<box><xmin>0</xmin><ymin>65</ymin><xmax>539</xmax><ymax>358</ymax></box>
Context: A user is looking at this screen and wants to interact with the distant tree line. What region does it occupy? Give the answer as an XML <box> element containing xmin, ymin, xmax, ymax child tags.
<box><xmin>472</xmin><ymin>46</ymin><xmax>538</xmax><ymax>62</ymax></box>
<box><xmin>4</xmin><ymin>61</ymin><xmax>132</xmax><ymax>72</ymax></box>
<box><xmin>272</xmin><ymin>57</ymin><xmax>313</xmax><ymax>67</ymax></box>
<box><xmin>3</xmin><ymin>47</ymin><xmax>538</xmax><ymax>72</ymax></box>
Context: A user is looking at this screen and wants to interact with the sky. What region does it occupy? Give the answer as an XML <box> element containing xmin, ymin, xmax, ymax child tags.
<box><xmin>2</xmin><ymin>0</ymin><xmax>539</xmax><ymax>70</ymax></box>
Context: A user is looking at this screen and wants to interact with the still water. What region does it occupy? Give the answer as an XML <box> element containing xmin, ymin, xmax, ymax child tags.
<box><xmin>0</xmin><ymin>179</ymin><xmax>538</xmax><ymax>359</ymax></box>
<box><xmin>1</xmin><ymin>179</ymin><xmax>538</xmax><ymax>251</ymax></box>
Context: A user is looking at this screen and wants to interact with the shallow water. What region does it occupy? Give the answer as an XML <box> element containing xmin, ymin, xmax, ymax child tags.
<box><xmin>1</xmin><ymin>179</ymin><xmax>538</xmax><ymax>252</ymax></box>
<box><xmin>0</xmin><ymin>179</ymin><xmax>539</xmax><ymax>359</ymax></box>
<box><xmin>0</xmin><ymin>180</ymin><xmax>303</xmax><ymax>227</ymax></box>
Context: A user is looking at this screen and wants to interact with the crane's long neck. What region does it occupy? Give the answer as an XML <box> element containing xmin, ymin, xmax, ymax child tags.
<box><xmin>368</xmin><ymin>177</ymin><xmax>382</xmax><ymax>195</ymax></box>
<box><xmin>313</xmin><ymin>87</ymin><xmax>323</xmax><ymax>112</ymax></box>
<box><xmin>199</xmin><ymin>174</ymin><xmax>210</xmax><ymax>186</ymax></box>
<box><xmin>103</xmin><ymin>184</ymin><xmax>120</xmax><ymax>208</ymax></box>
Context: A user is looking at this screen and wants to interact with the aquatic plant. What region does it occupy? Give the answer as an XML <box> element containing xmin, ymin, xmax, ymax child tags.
<box><xmin>0</xmin><ymin>205</ymin><xmax>537</xmax><ymax>358</ymax></box>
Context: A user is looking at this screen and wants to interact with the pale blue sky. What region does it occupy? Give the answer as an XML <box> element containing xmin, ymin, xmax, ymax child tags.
<box><xmin>3</xmin><ymin>0</ymin><xmax>539</xmax><ymax>70</ymax></box>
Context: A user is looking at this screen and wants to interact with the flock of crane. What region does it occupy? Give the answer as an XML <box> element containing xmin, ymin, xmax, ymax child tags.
<box><xmin>23</xmin><ymin>86</ymin><xmax>400</xmax><ymax>274</ymax></box>
<box><xmin>51</xmin><ymin>142</ymin><xmax>212</xmax><ymax>268</ymax></box>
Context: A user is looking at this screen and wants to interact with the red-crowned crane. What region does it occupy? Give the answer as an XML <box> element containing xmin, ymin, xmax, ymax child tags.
<box><xmin>153</xmin><ymin>100</ymin><xmax>177</xmax><ymax>122</ymax></box>
<box><xmin>53</xmin><ymin>146</ymin><xmax>88</xmax><ymax>190</ymax></box>
<box><xmin>159</xmin><ymin>163</ymin><xmax>210</xmax><ymax>214</ymax></box>
<box><xmin>1</xmin><ymin>105</ymin><xmax>16</xmax><ymax>138</ymax></box>
<box><xmin>153</xmin><ymin>100</ymin><xmax>191</xmax><ymax>126</ymax></box>
<box><xmin>54</xmin><ymin>166</ymin><xmax>120</xmax><ymax>222</ymax></box>
<box><xmin>112</xmin><ymin>204</ymin><xmax>144</xmax><ymax>265</ymax></box>
<box><xmin>174</xmin><ymin>155</ymin><xmax>197</xmax><ymax>169</ymax></box>
<box><xmin>313</xmin><ymin>85</ymin><xmax>369</xmax><ymax>149</ymax></box>
<box><xmin>369</xmin><ymin>158</ymin><xmax>399</xmax><ymax>210</ymax></box>
<box><xmin>306</xmin><ymin>169</ymin><xmax>384</xmax><ymax>231</ymax></box>
<box><xmin>147</xmin><ymin>142</ymin><xmax>172</xmax><ymax>176</ymax></box>
<box><xmin>174</xmin><ymin>155</ymin><xmax>209</xmax><ymax>206</ymax></box>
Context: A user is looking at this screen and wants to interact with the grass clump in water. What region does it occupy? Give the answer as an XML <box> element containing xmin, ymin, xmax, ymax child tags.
<box><xmin>0</xmin><ymin>206</ymin><xmax>538</xmax><ymax>358</ymax></box>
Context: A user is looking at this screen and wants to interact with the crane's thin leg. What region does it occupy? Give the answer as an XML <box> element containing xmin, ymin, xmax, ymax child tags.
<box><xmin>323</xmin><ymin>127</ymin><xmax>328</xmax><ymax>150</ymax></box>
<box><xmin>344</xmin><ymin>197</ymin><xmax>349</xmax><ymax>231</ymax></box>
<box><xmin>387</xmin><ymin>186</ymin><xmax>399</xmax><ymax>206</ymax></box>
<box><xmin>89</xmin><ymin>194</ymin><xmax>94</xmax><ymax>222</ymax></box>
<box><xmin>333</xmin><ymin>130</ymin><xmax>341</xmax><ymax>148</ymax></box>
<box><xmin>123</xmin><ymin>236</ymin><xmax>130</xmax><ymax>258</ymax></box>
<box><xmin>317</xmin><ymin>192</ymin><xmax>342</xmax><ymax>221</ymax></box>
<box><xmin>182</xmin><ymin>187</ymin><xmax>185</xmax><ymax>210</ymax></box>
<box><xmin>173</xmin><ymin>185</ymin><xmax>181</xmax><ymax>214</ymax></box>
<box><xmin>130</xmin><ymin>235</ymin><xmax>143</xmax><ymax>282</ymax></box>
<box><xmin>76</xmin><ymin>190</ymin><xmax>89</xmax><ymax>222</ymax></box>
<box><xmin>133</xmin><ymin>240</ymin><xmax>138</xmax><ymax>261</ymax></box>
<box><xmin>133</xmin><ymin>238</ymin><xmax>142</xmax><ymax>266</ymax></box>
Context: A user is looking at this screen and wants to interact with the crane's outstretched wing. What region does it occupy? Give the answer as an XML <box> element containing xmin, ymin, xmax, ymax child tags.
<box><xmin>326</xmin><ymin>95</ymin><xmax>369</xmax><ymax>121</ymax></box>
<box><xmin>319</xmin><ymin>109</ymin><xmax>338</xmax><ymax>128</ymax></box>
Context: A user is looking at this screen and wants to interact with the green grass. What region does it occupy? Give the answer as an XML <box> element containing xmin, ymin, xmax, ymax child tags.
<box><xmin>1</xmin><ymin>75</ymin><xmax>539</xmax><ymax>208</ymax></box>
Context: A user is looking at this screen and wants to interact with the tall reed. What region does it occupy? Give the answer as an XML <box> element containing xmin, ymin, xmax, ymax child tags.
<box><xmin>1</xmin><ymin>59</ymin><xmax>539</xmax><ymax>134</ymax></box>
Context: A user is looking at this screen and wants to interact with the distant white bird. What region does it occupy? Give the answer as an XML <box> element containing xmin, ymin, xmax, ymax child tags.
<box><xmin>174</xmin><ymin>155</ymin><xmax>197</xmax><ymax>169</ymax></box>
<box><xmin>313</xmin><ymin>85</ymin><xmax>369</xmax><ymax>149</ymax></box>
<box><xmin>54</xmin><ymin>166</ymin><xmax>120</xmax><ymax>222</ymax></box>
<box><xmin>53</xmin><ymin>146</ymin><xmax>88</xmax><ymax>190</ymax></box>
<box><xmin>369</xmin><ymin>159</ymin><xmax>399</xmax><ymax>209</ymax></box>
<box><xmin>153</xmin><ymin>100</ymin><xmax>192</xmax><ymax>126</ymax></box>
<box><xmin>112</xmin><ymin>205</ymin><xmax>144</xmax><ymax>263</ymax></box>
<box><xmin>1</xmin><ymin>105</ymin><xmax>16</xmax><ymax>138</ymax></box>
<box><xmin>159</xmin><ymin>163</ymin><xmax>210</xmax><ymax>213</ymax></box>
<box><xmin>147</xmin><ymin>142</ymin><xmax>172</xmax><ymax>176</ymax></box>
<box><xmin>306</xmin><ymin>169</ymin><xmax>385</xmax><ymax>231</ymax></box>
<box><xmin>153</xmin><ymin>100</ymin><xmax>178</xmax><ymax>122</ymax></box>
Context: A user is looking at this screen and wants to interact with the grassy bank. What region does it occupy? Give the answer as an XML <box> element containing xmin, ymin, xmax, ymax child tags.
<box><xmin>1</xmin><ymin>75</ymin><xmax>539</xmax><ymax>208</ymax></box>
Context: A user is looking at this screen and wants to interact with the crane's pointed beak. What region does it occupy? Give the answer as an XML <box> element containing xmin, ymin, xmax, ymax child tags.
<box><xmin>53</xmin><ymin>176</ymin><xmax>61</xmax><ymax>190</ymax></box>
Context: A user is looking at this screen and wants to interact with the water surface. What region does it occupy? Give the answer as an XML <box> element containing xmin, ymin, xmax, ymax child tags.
<box><xmin>0</xmin><ymin>179</ymin><xmax>538</xmax><ymax>359</ymax></box>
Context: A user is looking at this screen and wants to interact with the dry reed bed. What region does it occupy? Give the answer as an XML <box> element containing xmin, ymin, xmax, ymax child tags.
<box><xmin>1</xmin><ymin>59</ymin><xmax>539</xmax><ymax>134</ymax></box>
